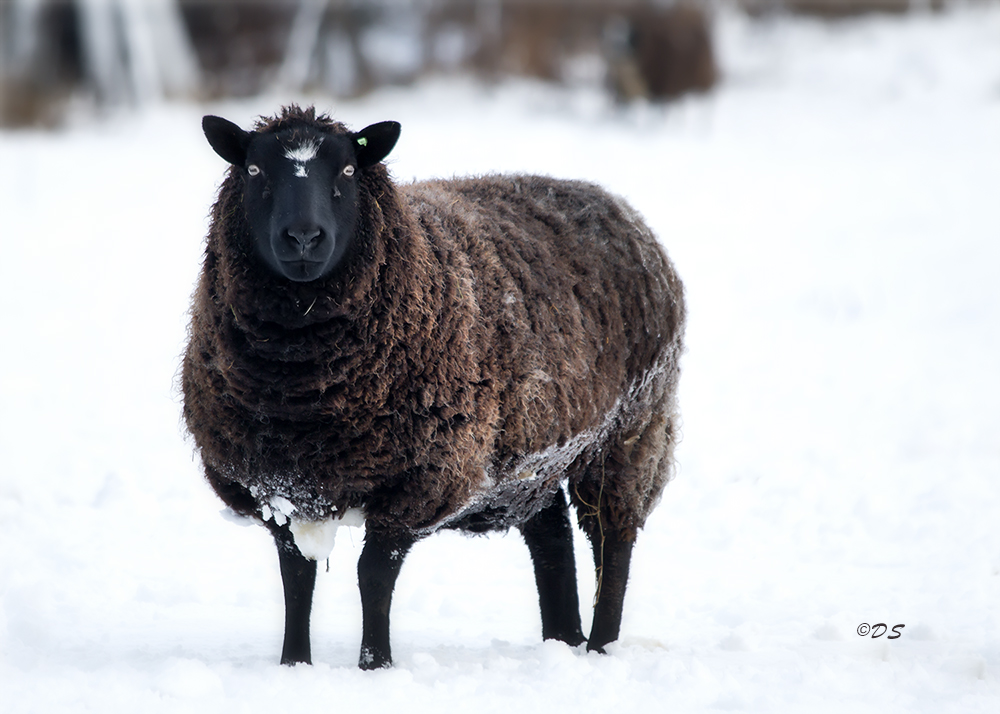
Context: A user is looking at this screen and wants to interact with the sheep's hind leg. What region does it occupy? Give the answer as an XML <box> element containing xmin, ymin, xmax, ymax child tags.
<box><xmin>585</xmin><ymin>529</ymin><xmax>634</xmax><ymax>653</ymax></box>
<box><xmin>271</xmin><ymin>524</ymin><xmax>317</xmax><ymax>665</ymax></box>
<box><xmin>572</xmin><ymin>456</ymin><xmax>637</xmax><ymax>654</ymax></box>
<box><xmin>519</xmin><ymin>488</ymin><xmax>586</xmax><ymax>646</ymax></box>
<box><xmin>357</xmin><ymin>529</ymin><xmax>415</xmax><ymax>670</ymax></box>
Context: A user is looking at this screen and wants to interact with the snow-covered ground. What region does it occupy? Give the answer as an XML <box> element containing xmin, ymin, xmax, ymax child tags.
<box><xmin>2</xmin><ymin>5</ymin><xmax>999</xmax><ymax>712</ymax></box>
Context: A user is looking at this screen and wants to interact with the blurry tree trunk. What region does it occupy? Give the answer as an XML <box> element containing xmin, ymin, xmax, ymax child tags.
<box><xmin>316</xmin><ymin>2</ymin><xmax>375</xmax><ymax>97</ymax></box>
<box><xmin>475</xmin><ymin>0</ymin><xmax>502</xmax><ymax>79</ymax></box>
<box><xmin>124</xmin><ymin>0</ymin><xmax>199</xmax><ymax>99</ymax></box>
<box><xmin>3</xmin><ymin>0</ymin><xmax>725</xmax><ymax>127</ymax></box>
<box><xmin>278</xmin><ymin>0</ymin><xmax>328</xmax><ymax>90</ymax></box>
<box><xmin>3</xmin><ymin>0</ymin><xmax>43</xmax><ymax>76</ymax></box>
<box><xmin>76</xmin><ymin>0</ymin><xmax>199</xmax><ymax>105</ymax></box>
<box><xmin>78</xmin><ymin>0</ymin><xmax>127</xmax><ymax>104</ymax></box>
<box><xmin>1</xmin><ymin>0</ymin><xmax>62</xmax><ymax>125</ymax></box>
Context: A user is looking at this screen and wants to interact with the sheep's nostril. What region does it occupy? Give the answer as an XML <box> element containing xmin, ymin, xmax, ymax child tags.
<box><xmin>287</xmin><ymin>227</ymin><xmax>322</xmax><ymax>248</ymax></box>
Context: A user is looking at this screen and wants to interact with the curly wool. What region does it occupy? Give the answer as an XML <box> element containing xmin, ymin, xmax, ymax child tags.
<box><xmin>183</xmin><ymin>106</ymin><xmax>685</xmax><ymax>539</ymax></box>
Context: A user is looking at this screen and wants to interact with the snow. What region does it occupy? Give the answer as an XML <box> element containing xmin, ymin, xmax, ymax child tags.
<box><xmin>2</xmin><ymin>4</ymin><xmax>1000</xmax><ymax>711</ymax></box>
<box><xmin>270</xmin><ymin>496</ymin><xmax>296</xmax><ymax>521</ymax></box>
<box><xmin>289</xmin><ymin>509</ymin><xmax>366</xmax><ymax>562</ymax></box>
<box><xmin>289</xmin><ymin>519</ymin><xmax>338</xmax><ymax>562</ymax></box>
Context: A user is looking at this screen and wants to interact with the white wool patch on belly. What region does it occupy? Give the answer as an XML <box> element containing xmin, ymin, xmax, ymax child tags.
<box><xmin>289</xmin><ymin>508</ymin><xmax>365</xmax><ymax>561</ymax></box>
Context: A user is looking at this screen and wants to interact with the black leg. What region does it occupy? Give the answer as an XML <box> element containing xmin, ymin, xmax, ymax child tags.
<box><xmin>271</xmin><ymin>524</ymin><xmax>318</xmax><ymax>665</ymax></box>
<box><xmin>519</xmin><ymin>489</ymin><xmax>586</xmax><ymax>646</ymax></box>
<box><xmin>357</xmin><ymin>529</ymin><xmax>414</xmax><ymax>670</ymax></box>
<box><xmin>586</xmin><ymin>529</ymin><xmax>634</xmax><ymax>653</ymax></box>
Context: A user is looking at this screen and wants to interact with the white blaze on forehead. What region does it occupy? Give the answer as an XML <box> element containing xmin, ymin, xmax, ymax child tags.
<box><xmin>284</xmin><ymin>138</ymin><xmax>322</xmax><ymax>162</ymax></box>
<box><xmin>284</xmin><ymin>137</ymin><xmax>323</xmax><ymax>178</ymax></box>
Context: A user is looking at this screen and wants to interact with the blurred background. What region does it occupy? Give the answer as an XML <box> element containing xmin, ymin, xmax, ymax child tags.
<box><xmin>0</xmin><ymin>0</ymin><xmax>962</xmax><ymax>128</ymax></box>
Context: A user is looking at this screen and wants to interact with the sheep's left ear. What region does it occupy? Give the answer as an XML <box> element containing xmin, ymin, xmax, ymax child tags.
<box><xmin>351</xmin><ymin>121</ymin><xmax>401</xmax><ymax>168</ymax></box>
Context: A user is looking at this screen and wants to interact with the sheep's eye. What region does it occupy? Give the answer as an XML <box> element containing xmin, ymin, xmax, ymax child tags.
<box><xmin>342</xmin><ymin>165</ymin><xmax>355</xmax><ymax>177</ymax></box>
<box><xmin>247</xmin><ymin>164</ymin><xmax>260</xmax><ymax>176</ymax></box>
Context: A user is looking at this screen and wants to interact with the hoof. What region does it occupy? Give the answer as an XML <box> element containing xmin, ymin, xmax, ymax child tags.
<box><xmin>358</xmin><ymin>645</ymin><xmax>392</xmax><ymax>670</ymax></box>
<box><xmin>547</xmin><ymin>631</ymin><xmax>587</xmax><ymax>648</ymax></box>
<box><xmin>280</xmin><ymin>656</ymin><xmax>312</xmax><ymax>666</ymax></box>
<box><xmin>358</xmin><ymin>659</ymin><xmax>392</xmax><ymax>671</ymax></box>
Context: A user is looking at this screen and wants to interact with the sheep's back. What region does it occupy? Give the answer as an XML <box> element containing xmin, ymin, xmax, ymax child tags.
<box><xmin>403</xmin><ymin>175</ymin><xmax>684</xmax><ymax>503</ymax></box>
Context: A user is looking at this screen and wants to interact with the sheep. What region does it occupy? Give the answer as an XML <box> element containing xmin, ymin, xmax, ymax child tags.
<box><xmin>183</xmin><ymin>104</ymin><xmax>685</xmax><ymax>669</ymax></box>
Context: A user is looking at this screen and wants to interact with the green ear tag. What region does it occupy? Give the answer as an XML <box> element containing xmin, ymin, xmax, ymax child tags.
<box><xmin>357</xmin><ymin>137</ymin><xmax>368</xmax><ymax>147</ymax></box>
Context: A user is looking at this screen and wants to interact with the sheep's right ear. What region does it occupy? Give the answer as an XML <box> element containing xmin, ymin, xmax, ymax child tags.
<box><xmin>203</xmin><ymin>115</ymin><xmax>251</xmax><ymax>167</ymax></box>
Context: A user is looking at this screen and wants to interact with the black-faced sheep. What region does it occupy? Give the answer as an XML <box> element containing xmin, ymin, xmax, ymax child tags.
<box><xmin>183</xmin><ymin>105</ymin><xmax>685</xmax><ymax>669</ymax></box>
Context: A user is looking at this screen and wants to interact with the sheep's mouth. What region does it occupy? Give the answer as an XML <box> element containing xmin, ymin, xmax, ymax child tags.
<box><xmin>280</xmin><ymin>259</ymin><xmax>327</xmax><ymax>282</ymax></box>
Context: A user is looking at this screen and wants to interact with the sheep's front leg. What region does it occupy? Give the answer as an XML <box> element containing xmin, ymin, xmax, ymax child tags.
<box><xmin>585</xmin><ymin>529</ymin><xmax>634</xmax><ymax>653</ymax></box>
<box><xmin>519</xmin><ymin>489</ymin><xmax>586</xmax><ymax>646</ymax></box>
<box><xmin>272</xmin><ymin>524</ymin><xmax>317</xmax><ymax>665</ymax></box>
<box><xmin>357</xmin><ymin>529</ymin><xmax>414</xmax><ymax>670</ymax></box>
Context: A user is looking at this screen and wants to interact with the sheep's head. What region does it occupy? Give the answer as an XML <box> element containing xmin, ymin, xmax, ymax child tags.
<box><xmin>203</xmin><ymin>114</ymin><xmax>400</xmax><ymax>283</ymax></box>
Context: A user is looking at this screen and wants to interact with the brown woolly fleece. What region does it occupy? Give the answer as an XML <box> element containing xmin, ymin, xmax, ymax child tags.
<box><xmin>182</xmin><ymin>107</ymin><xmax>685</xmax><ymax>540</ymax></box>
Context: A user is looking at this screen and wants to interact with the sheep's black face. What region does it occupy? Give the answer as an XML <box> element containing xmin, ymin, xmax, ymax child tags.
<box><xmin>240</xmin><ymin>129</ymin><xmax>358</xmax><ymax>283</ymax></box>
<box><xmin>203</xmin><ymin>115</ymin><xmax>400</xmax><ymax>283</ymax></box>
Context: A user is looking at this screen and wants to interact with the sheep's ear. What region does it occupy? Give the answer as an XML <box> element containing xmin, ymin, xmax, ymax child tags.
<box><xmin>203</xmin><ymin>115</ymin><xmax>251</xmax><ymax>167</ymax></box>
<box><xmin>351</xmin><ymin>121</ymin><xmax>401</xmax><ymax>168</ymax></box>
